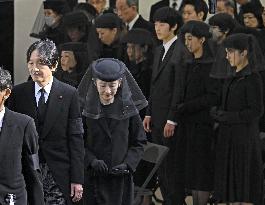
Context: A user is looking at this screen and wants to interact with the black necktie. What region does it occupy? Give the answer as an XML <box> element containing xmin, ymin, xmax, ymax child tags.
<box><xmin>38</xmin><ymin>88</ymin><xmax>46</xmax><ymax>123</ymax></box>
<box><xmin>159</xmin><ymin>46</ymin><xmax>165</xmax><ymax>64</ymax></box>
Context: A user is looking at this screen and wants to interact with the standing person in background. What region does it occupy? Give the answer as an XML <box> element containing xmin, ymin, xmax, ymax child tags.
<box><xmin>211</xmin><ymin>33</ymin><xmax>264</xmax><ymax>205</ymax></box>
<box><xmin>94</xmin><ymin>13</ymin><xmax>127</xmax><ymax>60</ymax></box>
<box><xmin>8</xmin><ymin>39</ymin><xmax>84</xmax><ymax>205</ymax></box>
<box><xmin>78</xmin><ymin>58</ymin><xmax>147</xmax><ymax>205</ymax></box>
<box><xmin>0</xmin><ymin>67</ymin><xmax>44</xmax><ymax>205</ymax></box>
<box><xmin>143</xmin><ymin>7</ymin><xmax>188</xmax><ymax>205</ymax></box>
<box><xmin>55</xmin><ymin>42</ymin><xmax>92</xmax><ymax>88</ymax></box>
<box><xmin>181</xmin><ymin>0</ymin><xmax>208</xmax><ymax>23</ymax></box>
<box><xmin>178</xmin><ymin>21</ymin><xmax>220</xmax><ymax>205</ymax></box>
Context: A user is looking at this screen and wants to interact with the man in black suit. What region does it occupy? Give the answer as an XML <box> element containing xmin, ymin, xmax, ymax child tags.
<box><xmin>8</xmin><ymin>40</ymin><xmax>84</xmax><ymax>205</ymax></box>
<box><xmin>115</xmin><ymin>0</ymin><xmax>155</xmax><ymax>34</ymax></box>
<box><xmin>143</xmin><ymin>7</ymin><xmax>188</xmax><ymax>205</ymax></box>
<box><xmin>149</xmin><ymin>0</ymin><xmax>185</xmax><ymax>22</ymax></box>
<box><xmin>0</xmin><ymin>67</ymin><xmax>44</xmax><ymax>205</ymax></box>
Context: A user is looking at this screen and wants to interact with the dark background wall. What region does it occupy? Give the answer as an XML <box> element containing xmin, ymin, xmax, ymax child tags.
<box><xmin>0</xmin><ymin>0</ymin><xmax>14</xmax><ymax>77</ymax></box>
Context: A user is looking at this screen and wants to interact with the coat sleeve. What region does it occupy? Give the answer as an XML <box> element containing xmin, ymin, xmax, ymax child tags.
<box><xmin>68</xmin><ymin>90</ymin><xmax>85</xmax><ymax>184</ymax></box>
<box><xmin>124</xmin><ymin>114</ymin><xmax>147</xmax><ymax>172</ymax></box>
<box><xmin>177</xmin><ymin>68</ymin><xmax>220</xmax><ymax>115</ymax></box>
<box><xmin>22</xmin><ymin>118</ymin><xmax>44</xmax><ymax>205</ymax></box>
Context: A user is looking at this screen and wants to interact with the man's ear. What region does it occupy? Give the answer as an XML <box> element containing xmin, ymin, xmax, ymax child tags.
<box><xmin>198</xmin><ymin>11</ymin><xmax>204</xmax><ymax>21</ymax></box>
<box><xmin>51</xmin><ymin>61</ymin><xmax>58</xmax><ymax>72</ymax></box>
<box><xmin>171</xmin><ymin>23</ymin><xmax>178</xmax><ymax>32</ymax></box>
<box><xmin>3</xmin><ymin>88</ymin><xmax>11</xmax><ymax>101</ymax></box>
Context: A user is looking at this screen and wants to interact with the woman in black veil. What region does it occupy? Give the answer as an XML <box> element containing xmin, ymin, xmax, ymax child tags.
<box><xmin>211</xmin><ymin>33</ymin><xmax>264</xmax><ymax>205</ymax></box>
<box><xmin>78</xmin><ymin>58</ymin><xmax>147</xmax><ymax>205</ymax></box>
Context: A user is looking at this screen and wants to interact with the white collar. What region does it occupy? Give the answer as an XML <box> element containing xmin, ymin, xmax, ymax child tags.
<box><xmin>0</xmin><ymin>107</ymin><xmax>5</xmax><ymax>128</ymax></box>
<box><xmin>127</xmin><ymin>14</ymin><xmax>139</xmax><ymax>30</ymax></box>
<box><xmin>162</xmin><ymin>35</ymin><xmax>178</xmax><ymax>60</ymax></box>
<box><xmin>34</xmin><ymin>77</ymin><xmax>53</xmax><ymax>97</ymax></box>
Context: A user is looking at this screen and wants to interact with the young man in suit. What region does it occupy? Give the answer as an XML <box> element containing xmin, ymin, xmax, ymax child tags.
<box><xmin>8</xmin><ymin>39</ymin><xmax>84</xmax><ymax>205</ymax></box>
<box><xmin>182</xmin><ymin>0</ymin><xmax>208</xmax><ymax>23</ymax></box>
<box><xmin>143</xmin><ymin>7</ymin><xmax>188</xmax><ymax>205</ymax></box>
<box><xmin>0</xmin><ymin>67</ymin><xmax>44</xmax><ymax>205</ymax></box>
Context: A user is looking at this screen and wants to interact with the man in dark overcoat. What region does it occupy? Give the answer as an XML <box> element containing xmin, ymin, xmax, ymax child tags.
<box><xmin>0</xmin><ymin>67</ymin><xmax>44</xmax><ymax>205</ymax></box>
<box><xmin>8</xmin><ymin>39</ymin><xmax>84</xmax><ymax>205</ymax></box>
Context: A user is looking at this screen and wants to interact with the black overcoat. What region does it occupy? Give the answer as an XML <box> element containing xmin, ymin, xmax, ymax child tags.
<box><xmin>8</xmin><ymin>78</ymin><xmax>84</xmax><ymax>205</ymax></box>
<box><xmin>214</xmin><ymin>68</ymin><xmax>264</xmax><ymax>204</ymax></box>
<box><xmin>84</xmin><ymin>114</ymin><xmax>146</xmax><ymax>205</ymax></box>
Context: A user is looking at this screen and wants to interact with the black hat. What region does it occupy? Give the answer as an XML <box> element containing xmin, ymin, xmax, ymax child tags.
<box><xmin>209</xmin><ymin>13</ymin><xmax>236</xmax><ymax>33</ymax></box>
<box><xmin>241</xmin><ymin>2</ymin><xmax>263</xmax><ymax>28</ymax></box>
<box><xmin>43</xmin><ymin>0</ymin><xmax>70</xmax><ymax>14</ymax></box>
<box><xmin>94</xmin><ymin>13</ymin><xmax>122</xmax><ymax>29</ymax></box>
<box><xmin>74</xmin><ymin>3</ymin><xmax>98</xmax><ymax>17</ymax></box>
<box><xmin>59</xmin><ymin>42</ymin><xmax>88</xmax><ymax>52</ymax></box>
<box><xmin>92</xmin><ymin>58</ymin><xmax>125</xmax><ymax>82</ymax></box>
<box><xmin>153</xmin><ymin>6</ymin><xmax>183</xmax><ymax>28</ymax></box>
<box><xmin>181</xmin><ymin>20</ymin><xmax>211</xmax><ymax>38</ymax></box>
<box><xmin>223</xmin><ymin>33</ymin><xmax>251</xmax><ymax>50</ymax></box>
<box><xmin>121</xmin><ymin>28</ymin><xmax>153</xmax><ymax>45</ymax></box>
<box><xmin>63</xmin><ymin>11</ymin><xmax>89</xmax><ymax>27</ymax></box>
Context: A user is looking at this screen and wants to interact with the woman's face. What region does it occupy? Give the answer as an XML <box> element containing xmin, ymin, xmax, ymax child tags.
<box><xmin>243</xmin><ymin>13</ymin><xmax>259</xmax><ymax>28</ymax></box>
<box><xmin>67</xmin><ymin>27</ymin><xmax>85</xmax><ymax>42</ymax></box>
<box><xmin>225</xmin><ymin>48</ymin><xmax>246</xmax><ymax>68</ymax></box>
<box><xmin>126</xmin><ymin>43</ymin><xmax>144</xmax><ymax>63</ymax></box>
<box><xmin>95</xmin><ymin>79</ymin><xmax>121</xmax><ymax>105</ymax></box>
<box><xmin>89</xmin><ymin>0</ymin><xmax>106</xmax><ymax>14</ymax></box>
<box><xmin>210</xmin><ymin>25</ymin><xmax>226</xmax><ymax>44</ymax></box>
<box><xmin>96</xmin><ymin>28</ymin><xmax>117</xmax><ymax>45</ymax></box>
<box><xmin>184</xmin><ymin>33</ymin><xmax>203</xmax><ymax>54</ymax></box>
<box><xmin>61</xmin><ymin>51</ymin><xmax>77</xmax><ymax>72</ymax></box>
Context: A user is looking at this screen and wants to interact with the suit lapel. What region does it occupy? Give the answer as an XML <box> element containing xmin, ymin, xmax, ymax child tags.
<box><xmin>152</xmin><ymin>46</ymin><xmax>163</xmax><ymax>82</ymax></box>
<box><xmin>25</xmin><ymin>81</ymin><xmax>38</xmax><ymax>120</ymax></box>
<box><xmin>153</xmin><ymin>42</ymin><xmax>176</xmax><ymax>82</ymax></box>
<box><xmin>41</xmin><ymin>79</ymin><xmax>63</xmax><ymax>138</ymax></box>
<box><xmin>0</xmin><ymin>108</ymin><xmax>16</xmax><ymax>152</ymax></box>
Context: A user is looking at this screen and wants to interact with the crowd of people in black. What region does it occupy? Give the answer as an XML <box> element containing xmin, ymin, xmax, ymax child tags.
<box><xmin>1</xmin><ymin>0</ymin><xmax>265</xmax><ymax>205</ymax></box>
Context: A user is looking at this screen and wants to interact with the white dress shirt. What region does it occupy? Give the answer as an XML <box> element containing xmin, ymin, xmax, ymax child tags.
<box><xmin>35</xmin><ymin>77</ymin><xmax>53</xmax><ymax>107</ymax></box>
<box><xmin>162</xmin><ymin>35</ymin><xmax>178</xmax><ymax>61</ymax></box>
<box><xmin>127</xmin><ymin>14</ymin><xmax>139</xmax><ymax>30</ymax></box>
<box><xmin>0</xmin><ymin>107</ymin><xmax>6</xmax><ymax>130</ymax></box>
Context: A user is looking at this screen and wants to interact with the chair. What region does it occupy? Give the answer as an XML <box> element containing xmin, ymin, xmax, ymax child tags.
<box><xmin>133</xmin><ymin>142</ymin><xmax>169</xmax><ymax>205</ymax></box>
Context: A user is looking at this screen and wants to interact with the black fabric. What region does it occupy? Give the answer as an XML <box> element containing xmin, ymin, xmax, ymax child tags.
<box><xmin>78</xmin><ymin>58</ymin><xmax>148</xmax><ymax>120</ymax></box>
<box><xmin>0</xmin><ymin>108</ymin><xmax>44</xmax><ymax>205</ymax></box>
<box><xmin>94</xmin><ymin>13</ymin><xmax>122</xmax><ymax>29</ymax></box>
<box><xmin>37</xmin><ymin>88</ymin><xmax>47</xmax><ymax>126</ymax></box>
<box><xmin>121</xmin><ymin>28</ymin><xmax>154</xmax><ymax>45</ymax></box>
<box><xmin>214</xmin><ymin>70</ymin><xmax>263</xmax><ymax>204</ymax></box>
<box><xmin>8</xmin><ymin>78</ymin><xmax>84</xmax><ymax>205</ymax></box>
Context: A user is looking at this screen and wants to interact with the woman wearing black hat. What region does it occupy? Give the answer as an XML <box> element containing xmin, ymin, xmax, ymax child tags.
<box><xmin>211</xmin><ymin>33</ymin><xmax>264</xmax><ymax>205</ymax></box>
<box><xmin>94</xmin><ymin>13</ymin><xmax>127</xmax><ymax>61</ymax></box>
<box><xmin>177</xmin><ymin>21</ymin><xmax>220</xmax><ymax>205</ymax></box>
<box><xmin>78</xmin><ymin>58</ymin><xmax>147</xmax><ymax>205</ymax></box>
<box><xmin>54</xmin><ymin>42</ymin><xmax>92</xmax><ymax>88</ymax></box>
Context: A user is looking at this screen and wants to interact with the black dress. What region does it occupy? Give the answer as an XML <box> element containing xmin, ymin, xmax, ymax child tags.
<box><xmin>214</xmin><ymin>67</ymin><xmax>264</xmax><ymax>204</ymax></box>
<box><xmin>176</xmin><ymin>54</ymin><xmax>219</xmax><ymax>191</ymax></box>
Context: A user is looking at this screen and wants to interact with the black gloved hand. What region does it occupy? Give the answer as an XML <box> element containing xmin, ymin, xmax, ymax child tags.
<box><xmin>91</xmin><ymin>159</ymin><xmax>108</xmax><ymax>174</ymax></box>
<box><xmin>111</xmin><ymin>163</ymin><xmax>129</xmax><ymax>175</ymax></box>
<box><xmin>213</xmin><ymin>110</ymin><xmax>232</xmax><ymax>122</ymax></box>
<box><xmin>210</xmin><ymin>106</ymin><xmax>218</xmax><ymax>120</ymax></box>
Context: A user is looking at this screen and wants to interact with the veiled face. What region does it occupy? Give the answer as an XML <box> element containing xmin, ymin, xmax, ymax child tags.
<box><xmin>60</xmin><ymin>51</ymin><xmax>77</xmax><ymax>72</ymax></box>
<box><xmin>95</xmin><ymin>79</ymin><xmax>121</xmax><ymax>105</ymax></box>
<box><xmin>126</xmin><ymin>43</ymin><xmax>144</xmax><ymax>63</ymax></box>
<box><xmin>262</xmin><ymin>7</ymin><xmax>265</xmax><ymax>27</ymax></box>
<box><xmin>225</xmin><ymin>48</ymin><xmax>247</xmax><ymax>68</ymax></box>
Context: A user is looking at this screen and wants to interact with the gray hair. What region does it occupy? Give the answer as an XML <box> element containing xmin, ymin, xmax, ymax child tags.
<box><xmin>0</xmin><ymin>67</ymin><xmax>12</xmax><ymax>90</ymax></box>
<box><xmin>126</xmin><ymin>0</ymin><xmax>138</xmax><ymax>7</ymax></box>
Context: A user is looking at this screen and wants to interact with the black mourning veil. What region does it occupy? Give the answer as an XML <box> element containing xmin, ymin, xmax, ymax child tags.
<box><xmin>78</xmin><ymin>58</ymin><xmax>148</xmax><ymax>120</ymax></box>
<box><xmin>210</xmin><ymin>33</ymin><xmax>265</xmax><ymax>78</ymax></box>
